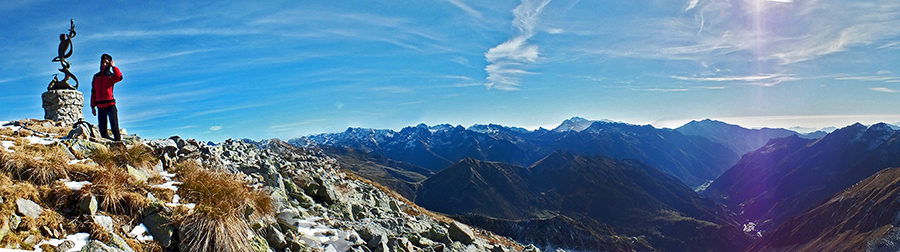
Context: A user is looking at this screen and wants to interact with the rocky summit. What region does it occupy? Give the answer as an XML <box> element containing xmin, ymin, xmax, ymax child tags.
<box><xmin>0</xmin><ymin>119</ymin><xmax>530</xmax><ymax>252</ymax></box>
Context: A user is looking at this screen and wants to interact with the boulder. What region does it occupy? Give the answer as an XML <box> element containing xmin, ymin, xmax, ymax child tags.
<box><xmin>79</xmin><ymin>240</ymin><xmax>122</xmax><ymax>252</ymax></box>
<box><xmin>448</xmin><ymin>221</ymin><xmax>475</xmax><ymax>245</ymax></box>
<box><xmin>265</xmin><ymin>224</ymin><xmax>288</xmax><ymax>250</ymax></box>
<box><xmin>143</xmin><ymin>212</ymin><xmax>174</xmax><ymax>247</ymax></box>
<box><xmin>77</xmin><ymin>195</ymin><xmax>98</xmax><ymax>215</ymax></box>
<box><xmin>16</xmin><ymin>199</ymin><xmax>43</xmax><ymax>219</ymax></box>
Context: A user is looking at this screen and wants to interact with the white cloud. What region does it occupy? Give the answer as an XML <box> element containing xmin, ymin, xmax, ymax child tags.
<box><xmin>671</xmin><ymin>74</ymin><xmax>798</xmax><ymax>86</ymax></box>
<box><xmin>483</xmin><ymin>0</ymin><xmax>552</xmax><ymax>91</ymax></box>
<box><xmin>335</xmin><ymin>101</ymin><xmax>344</xmax><ymax>110</ymax></box>
<box><xmin>870</xmin><ymin>87</ymin><xmax>898</xmax><ymax>93</ymax></box>
<box><xmin>209</xmin><ymin>126</ymin><xmax>222</xmax><ymax>131</ymax></box>
<box><xmin>444</xmin><ymin>0</ymin><xmax>483</xmax><ymax>20</ymax></box>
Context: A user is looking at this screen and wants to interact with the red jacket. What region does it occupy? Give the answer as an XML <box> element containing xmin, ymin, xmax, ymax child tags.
<box><xmin>91</xmin><ymin>66</ymin><xmax>123</xmax><ymax>108</ymax></box>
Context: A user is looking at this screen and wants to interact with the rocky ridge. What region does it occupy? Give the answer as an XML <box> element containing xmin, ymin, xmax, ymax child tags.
<box><xmin>0</xmin><ymin>119</ymin><xmax>531</xmax><ymax>252</ymax></box>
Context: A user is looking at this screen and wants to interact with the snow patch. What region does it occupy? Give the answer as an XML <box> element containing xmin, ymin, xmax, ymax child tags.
<box><xmin>65</xmin><ymin>181</ymin><xmax>92</xmax><ymax>191</ymax></box>
<box><xmin>128</xmin><ymin>223</ymin><xmax>155</xmax><ymax>243</ymax></box>
<box><xmin>33</xmin><ymin>232</ymin><xmax>91</xmax><ymax>252</ymax></box>
<box><xmin>25</xmin><ymin>136</ymin><xmax>56</xmax><ymax>145</ymax></box>
<box><xmin>1</xmin><ymin>141</ymin><xmax>14</xmax><ymax>152</ymax></box>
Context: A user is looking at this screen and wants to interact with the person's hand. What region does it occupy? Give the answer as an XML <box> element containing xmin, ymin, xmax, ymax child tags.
<box><xmin>91</xmin><ymin>107</ymin><xmax>96</xmax><ymax>116</ymax></box>
<box><xmin>109</xmin><ymin>60</ymin><xmax>114</xmax><ymax>67</ymax></box>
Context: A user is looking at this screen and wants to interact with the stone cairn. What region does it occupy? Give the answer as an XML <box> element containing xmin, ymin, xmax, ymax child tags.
<box><xmin>43</xmin><ymin>19</ymin><xmax>83</xmax><ymax>125</ymax></box>
<box><xmin>42</xmin><ymin>90</ymin><xmax>84</xmax><ymax>125</ymax></box>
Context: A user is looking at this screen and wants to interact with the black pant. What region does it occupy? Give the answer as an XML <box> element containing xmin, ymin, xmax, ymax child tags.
<box><xmin>98</xmin><ymin>105</ymin><xmax>121</xmax><ymax>141</ymax></box>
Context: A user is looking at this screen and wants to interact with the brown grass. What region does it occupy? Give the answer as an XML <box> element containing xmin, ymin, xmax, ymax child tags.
<box><xmin>0</xmin><ymin>143</ymin><xmax>70</xmax><ymax>185</ymax></box>
<box><xmin>174</xmin><ymin>160</ymin><xmax>274</xmax><ymax>252</ymax></box>
<box><xmin>89</xmin><ymin>143</ymin><xmax>157</xmax><ymax>170</ymax></box>
<box><xmin>88</xmin><ymin>166</ymin><xmax>148</xmax><ymax>215</ymax></box>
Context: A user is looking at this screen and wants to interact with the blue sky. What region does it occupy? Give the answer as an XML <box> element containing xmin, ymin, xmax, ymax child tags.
<box><xmin>3</xmin><ymin>0</ymin><xmax>900</xmax><ymax>142</ymax></box>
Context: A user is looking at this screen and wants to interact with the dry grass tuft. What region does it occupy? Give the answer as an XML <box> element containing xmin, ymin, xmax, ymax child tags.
<box><xmin>0</xmin><ymin>143</ymin><xmax>70</xmax><ymax>185</ymax></box>
<box><xmin>68</xmin><ymin>162</ymin><xmax>103</xmax><ymax>181</ymax></box>
<box><xmin>174</xmin><ymin>160</ymin><xmax>274</xmax><ymax>252</ymax></box>
<box><xmin>179</xmin><ymin>214</ymin><xmax>253</xmax><ymax>252</ymax></box>
<box><xmin>88</xmin><ymin>143</ymin><xmax>158</xmax><ymax>170</ymax></box>
<box><xmin>0</xmin><ymin>127</ymin><xmax>14</xmax><ymax>137</ymax></box>
<box><xmin>89</xmin><ymin>166</ymin><xmax>148</xmax><ymax>215</ymax></box>
<box><xmin>43</xmin><ymin>181</ymin><xmax>74</xmax><ymax>210</ymax></box>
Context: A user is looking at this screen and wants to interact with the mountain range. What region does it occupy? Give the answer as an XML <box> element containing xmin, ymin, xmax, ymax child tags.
<box><xmin>703</xmin><ymin>123</ymin><xmax>900</xmax><ymax>233</ymax></box>
<box><xmin>415</xmin><ymin>152</ymin><xmax>752</xmax><ymax>251</ymax></box>
<box><xmin>291</xmin><ymin>117</ymin><xmax>748</xmax><ymax>188</ymax></box>
<box><xmin>286</xmin><ymin>117</ymin><xmax>900</xmax><ymax>251</ymax></box>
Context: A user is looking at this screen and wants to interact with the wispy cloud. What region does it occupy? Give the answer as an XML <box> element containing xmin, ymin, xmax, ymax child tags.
<box><xmin>209</xmin><ymin>126</ymin><xmax>222</xmax><ymax>131</ymax></box>
<box><xmin>444</xmin><ymin>0</ymin><xmax>484</xmax><ymax>20</ymax></box>
<box><xmin>269</xmin><ymin>119</ymin><xmax>328</xmax><ymax>130</ymax></box>
<box><xmin>631</xmin><ymin>88</ymin><xmax>690</xmax><ymax>92</ymax></box>
<box><xmin>870</xmin><ymin>87</ymin><xmax>898</xmax><ymax>93</ymax></box>
<box><xmin>671</xmin><ymin>73</ymin><xmax>798</xmax><ymax>86</ymax></box>
<box><xmin>483</xmin><ymin>0</ymin><xmax>552</xmax><ymax>91</ymax></box>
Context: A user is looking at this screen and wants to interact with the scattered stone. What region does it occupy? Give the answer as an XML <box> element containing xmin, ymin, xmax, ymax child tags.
<box><xmin>55</xmin><ymin>240</ymin><xmax>76</xmax><ymax>252</ymax></box>
<box><xmin>78</xmin><ymin>195</ymin><xmax>98</xmax><ymax>215</ymax></box>
<box><xmin>143</xmin><ymin>212</ymin><xmax>175</xmax><ymax>247</ymax></box>
<box><xmin>16</xmin><ymin>199</ymin><xmax>43</xmax><ymax>219</ymax></box>
<box><xmin>266</xmin><ymin>224</ymin><xmax>288</xmax><ymax>250</ymax></box>
<box><xmin>80</xmin><ymin>239</ymin><xmax>121</xmax><ymax>252</ymax></box>
<box><xmin>252</xmin><ymin>235</ymin><xmax>272</xmax><ymax>252</ymax></box>
<box><xmin>448</xmin><ymin>221</ymin><xmax>475</xmax><ymax>245</ymax></box>
<box><xmin>522</xmin><ymin>244</ymin><xmax>542</xmax><ymax>252</ymax></box>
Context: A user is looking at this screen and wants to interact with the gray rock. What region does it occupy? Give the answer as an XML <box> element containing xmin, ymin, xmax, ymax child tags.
<box><xmin>448</xmin><ymin>222</ymin><xmax>475</xmax><ymax>245</ymax></box>
<box><xmin>107</xmin><ymin>232</ymin><xmax>136</xmax><ymax>252</ymax></box>
<box><xmin>80</xmin><ymin>240</ymin><xmax>124</xmax><ymax>252</ymax></box>
<box><xmin>522</xmin><ymin>244</ymin><xmax>542</xmax><ymax>252</ymax></box>
<box><xmin>16</xmin><ymin>199</ymin><xmax>43</xmax><ymax>219</ymax></box>
<box><xmin>491</xmin><ymin>245</ymin><xmax>510</xmax><ymax>252</ymax></box>
<box><xmin>251</xmin><ymin>235</ymin><xmax>272</xmax><ymax>252</ymax></box>
<box><xmin>10</xmin><ymin>215</ymin><xmax>21</xmax><ymax>230</ymax></box>
<box><xmin>266</xmin><ymin>224</ymin><xmax>288</xmax><ymax>250</ymax></box>
<box><xmin>397</xmin><ymin>237</ymin><xmax>419</xmax><ymax>252</ymax></box>
<box><xmin>277</xmin><ymin>208</ymin><xmax>302</xmax><ymax>232</ymax></box>
<box><xmin>92</xmin><ymin>215</ymin><xmax>115</xmax><ymax>232</ymax></box>
<box><xmin>77</xmin><ymin>195</ymin><xmax>98</xmax><ymax>215</ymax></box>
<box><xmin>143</xmin><ymin>212</ymin><xmax>174</xmax><ymax>247</ymax></box>
<box><xmin>424</xmin><ymin>224</ymin><xmax>449</xmax><ymax>243</ymax></box>
<box><xmin>55</xmin><ymin>240</ymin><xmax>75</xmax><ymax>252</ymax></box>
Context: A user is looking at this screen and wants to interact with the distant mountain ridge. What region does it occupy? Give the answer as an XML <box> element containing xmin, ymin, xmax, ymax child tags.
<box><xmin>703</xmin><ymin>122</ymin><xmax>900</xmax><ymax>233</ymax></box>
<box><xmin>414</xmin><ymin>152</ymin><xmax>751</xmax><ymax>251</ymax></box>
<box><xmin>291</xmin><ymin>117</ymin><xmax>742</xmax><ymax>187</ymax></box>
<box><xmin>675</xmin><ymin>119</ymin><xmax>806</xmax><ymax>155</ymax></box>
<box><xmin>746</xmin><ymin>166</ymin><xmax>900</xmax><ymax>251</ymax></box>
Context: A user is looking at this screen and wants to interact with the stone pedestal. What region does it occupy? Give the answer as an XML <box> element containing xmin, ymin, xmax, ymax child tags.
<box><xmin>42</xmin><ymin>89</ymin><xmax>84</xmax><ymax>125</ymax></box>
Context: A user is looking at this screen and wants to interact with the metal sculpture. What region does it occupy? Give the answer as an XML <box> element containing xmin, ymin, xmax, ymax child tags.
<box><xmin>48</xmin><ymin>19</ymin><xmax>79</xmax><ymax>90</ymax></box>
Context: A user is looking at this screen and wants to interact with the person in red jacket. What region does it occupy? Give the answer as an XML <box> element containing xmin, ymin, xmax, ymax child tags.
<box><xmin>90</xmin><ymin>54</ymin><xmax>123</xmax><ymax>141</ymax></box>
